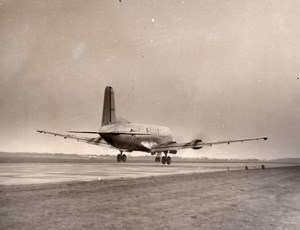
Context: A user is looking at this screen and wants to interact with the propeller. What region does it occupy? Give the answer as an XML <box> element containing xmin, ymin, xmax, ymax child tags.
<box><xmin>190</xmin><ymin>132</ymin><xmax>211</xmax><ymax>153</ymax></box>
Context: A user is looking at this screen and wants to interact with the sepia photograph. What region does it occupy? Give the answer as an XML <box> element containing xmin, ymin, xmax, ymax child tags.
<box><xmin>0</xmin><ymin>0</ymin><xmax>299</xmax><ymax>229</ymax></box>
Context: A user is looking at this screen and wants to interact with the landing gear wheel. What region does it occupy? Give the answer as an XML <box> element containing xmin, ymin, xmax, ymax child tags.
<box><xmin>155</xmin><ymin>157</ymin><xmax>161</xmax><ymax>162</ymax></box>
<box><xmin>121</xmin><ymin>154</ymin><xmax>127</xmax><ymax>163</ymax></box>
<box><xmin>166</xmin><ymin>156</ymin><xmax>171</xmax><ymax>165</ymax></box>
<box><xmin>161</xmin><ymin>156</ymin><xmax>166</xmax><ymax>165</ymax></box>
<box><xmin>117</xmin><ymin>154</ymin><xmax>122</xmax><ymax>162</ymax></box>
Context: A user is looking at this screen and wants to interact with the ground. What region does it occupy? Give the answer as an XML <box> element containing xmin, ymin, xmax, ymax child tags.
<box><xmin>0</xmin><ymin>166</ymin><xmax>299</xmax><ymax>230</ymax></box>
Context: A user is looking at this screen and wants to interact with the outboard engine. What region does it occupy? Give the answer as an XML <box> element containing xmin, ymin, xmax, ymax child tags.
<box><xmin>169</xmin><ymin>150</ymin><xmax>177</xmax><ymax>154</ymax></box>
<box><xmin>190</xmin><ymin>139</ymin><xmax>203</xmax><ymax>150</ymax></box>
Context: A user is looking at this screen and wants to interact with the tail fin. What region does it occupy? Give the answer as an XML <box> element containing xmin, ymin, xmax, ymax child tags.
<box><xmin>102</xmin><ymin>86</ymin><xmax>116</xmax><ymax>126</ymax></box>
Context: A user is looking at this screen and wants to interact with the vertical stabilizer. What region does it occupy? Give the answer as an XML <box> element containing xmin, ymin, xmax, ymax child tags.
<box><xmin>102</xmin><ymin>86</ymin><xmax>116</xmax><ymax>126</ymax></box>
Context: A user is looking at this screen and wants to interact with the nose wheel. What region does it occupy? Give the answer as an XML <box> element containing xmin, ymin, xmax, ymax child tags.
<box><xmin>117</xmin><ymin>151</ymin><xmax>127</xmax><ymax>163</ymax></box>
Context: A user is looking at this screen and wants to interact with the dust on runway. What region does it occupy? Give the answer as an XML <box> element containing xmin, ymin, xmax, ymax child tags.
<box><xmin>0</xmin><ymin>166</ymin><xmax>299</xmax><ymax>230</ymax></box>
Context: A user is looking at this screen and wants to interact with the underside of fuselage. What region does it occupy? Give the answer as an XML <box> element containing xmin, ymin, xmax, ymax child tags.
<box><xmin>99</xmin><ymin>123</ymin><xmax>173</xmax><ymax>153</ymax></box>
<box><xmin>100</xmin><ymin>129</ymin><xmax>174</xmax><ymax>165</ymax></box>
<box><xmin>100</xmin><ymin>134</ymin><xmax>151</xmax><ymax>152</ymax></box>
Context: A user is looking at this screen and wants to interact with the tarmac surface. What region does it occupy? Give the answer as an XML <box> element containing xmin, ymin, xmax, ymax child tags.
<box><xmin>0</xmin><ymin>162</ymin><xmax>229</xmax><ymax>185</ymax></box>
<box><xmin>0</xmin><ymin>161</ymin><xmax>291</xmax><ymax>185</ymax></box>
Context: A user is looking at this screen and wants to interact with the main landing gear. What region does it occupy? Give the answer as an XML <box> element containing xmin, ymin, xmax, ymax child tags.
<box><xmin>155</xmin><ymin>153</ymin><xmax>172</xmax><ymax>165</ymax></box>
<box><xmin>155</xmin><ymin>156</ymin><xmax>161</xmax><ymax>162</ymax></box>
<box><xmin>162</xmin><ymin>156</ymin><xmax>171</xmax><ymax>165</ymax></box>
<box><xmin>117</xmin><ymin>151</ymin><xmax>127</xmax><ymax>163</ymax></box>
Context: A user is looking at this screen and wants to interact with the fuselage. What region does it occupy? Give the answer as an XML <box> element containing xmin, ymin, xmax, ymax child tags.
<box><xmin>99</xmin><ymin>123</ymin><xmax>173</xmax><ymax>152</ymax></box>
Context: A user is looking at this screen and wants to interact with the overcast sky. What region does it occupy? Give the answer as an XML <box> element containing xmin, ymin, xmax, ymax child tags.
<box><xmin>0</xmin><ymin>0</ymin><xmax>299</xmax><ymax>159</ymax></box>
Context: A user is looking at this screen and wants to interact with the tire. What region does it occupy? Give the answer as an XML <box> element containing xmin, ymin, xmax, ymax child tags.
<box><xmin>121</xmin><ymin>154</ymin><xmax>127</xmax><ymax>163</ymax></box>
<box><xmin>161</xmin><ymin>156</ymin><xmax>166</xmax><ymax>164</ymax></box>
<box><xmin>166</xmin><ymin>156</ymin><xmax>171</xmax><ymax>165</ymax></box>
<box><xmin>117</xmin><ymin>154</ymin><xmax>122</xmax><ymax>162</ymax></box>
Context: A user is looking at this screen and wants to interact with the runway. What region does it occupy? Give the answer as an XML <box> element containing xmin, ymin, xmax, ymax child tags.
<box><xmin>0</xmin><ymin>162</ymin><xmax>224</xmax><ymax>185</ymax></box>
<box><xmin>0</xmin><ymin>161</ymin><xmax>295</xmax><ymax>185</ymax></box>
<box><xmin>1</xmin><ymin>166</ymin><xmax>299</xmax><ymax>230</ymax></box>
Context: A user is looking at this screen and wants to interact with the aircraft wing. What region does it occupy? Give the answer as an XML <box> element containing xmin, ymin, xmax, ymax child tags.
<box><xmin>37</xmin><ymin>130</ymin><xmax>114</xmax><ymax>148</ymax></box>
<box><xmin>151</xmin><ymin>136</ymin><xmax>268</xmax><ymax>153</ymax></box>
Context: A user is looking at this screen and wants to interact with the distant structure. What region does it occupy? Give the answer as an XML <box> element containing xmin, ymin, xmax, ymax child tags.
<box><xmin>245</xmin><ymin>165</ymin><xmax>249</xmax><ymax>170</ymax></box>
<box><xmin>261</xmin><ymin>164</ymin><xmax>266</xmax><ymax>170</ymax></box>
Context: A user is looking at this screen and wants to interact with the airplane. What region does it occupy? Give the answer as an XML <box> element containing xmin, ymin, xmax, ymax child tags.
<box><xmin>37</xmin><ymin>86</ymin><xmax>268</xmax><ymax>165</ymax></box>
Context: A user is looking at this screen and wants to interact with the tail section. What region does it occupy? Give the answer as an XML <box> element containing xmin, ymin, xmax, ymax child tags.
<box><xmin>102</xmin><ymin>86</ymin><xmax>116</xmax><ymax>126</ymax></box>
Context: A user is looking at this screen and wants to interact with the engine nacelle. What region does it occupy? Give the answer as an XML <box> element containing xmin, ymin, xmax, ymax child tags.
<box><xmin>190</xmin><ymin>139</ymin><xmax>203</xmax><ymax>150</ymax></box>
<box><xmin>169</xmin><ymin>150</ymin><xmax>177</xmax><ymax>154</ymax></box>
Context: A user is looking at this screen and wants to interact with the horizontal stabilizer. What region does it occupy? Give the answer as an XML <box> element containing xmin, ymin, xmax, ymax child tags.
<box><xmin>67</xmin><ymin>130</ymin><xmax>150</xmax><ymax>135</ymax></box>
<box><xmin>68</xmin><ymin>131</ymin><xmax>100</xmax><ymax>134</ymax></box>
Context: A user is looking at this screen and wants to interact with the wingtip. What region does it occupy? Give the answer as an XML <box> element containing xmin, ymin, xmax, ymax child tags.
<box><xmin>37</xmin><ymin>130</ymin><xmax>46</xmax><ymax>134</ymax></box>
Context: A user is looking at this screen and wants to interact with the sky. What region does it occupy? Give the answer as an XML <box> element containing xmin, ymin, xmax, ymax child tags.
<box><xmin>0</xmin><ymin>0</ymin><xmax>299</xmax><ymax>159</ymax></box>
